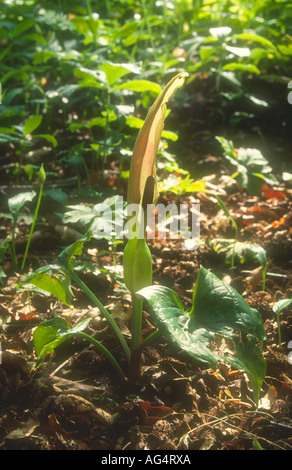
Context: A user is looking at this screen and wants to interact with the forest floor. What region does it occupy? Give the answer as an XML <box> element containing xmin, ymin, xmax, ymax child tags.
<box><xmin>0</xmin><ymin>136</ymin><xmax>292</xmax><ymax>451</ymax></box>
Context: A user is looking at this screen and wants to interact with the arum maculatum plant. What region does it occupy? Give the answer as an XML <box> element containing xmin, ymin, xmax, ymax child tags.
<box><xmin>18</xmin><ymin>72</ymin><xmax>189</xmax><ymax>381</ymax></box>
<box><xmin>123</xmin><ymin>72</ymin><xmax>189</xmax><ymax>377</ymax></box>
<box><xmin>18</xmin><ymin>72</ymin><xmax>267</xmax><ymax>404</ymax></box>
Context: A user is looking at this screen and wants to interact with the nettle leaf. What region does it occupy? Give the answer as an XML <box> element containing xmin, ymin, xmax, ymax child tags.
<box><xmin>138</xmin><ymin>266</ymin><xmax>266</xmax><ymax>403</ymax></box>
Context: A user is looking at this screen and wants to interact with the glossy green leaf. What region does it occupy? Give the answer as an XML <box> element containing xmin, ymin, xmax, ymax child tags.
<box><xmin>39</xmin><ymin>316</ymin><xmax>70</xmax><ymax>331</ymax></box>
<box><xmin>0</xmin><ymin>127</ymin><xmax>17</xmax><ymax>134</ymax></box>
<box><xmin>138</xmin><ymin>266</ymin><xmax>266</xmax><ymax>402</ymax></box>
<box><xmin>64</xmin><ymin>204</ymin><xmax>95</xmax><ymax>225</ymax></box>
<box><xmin>189</xmin><ymin>267</ymin><xmax>266</xmax><ymax>341</ymax></box>
<box><xmin>217</xmin><ymin>137</ymin><xmax>278</xmax><ymax>195</ymax></box>
<box><xmin>138</xmin><ymin>284</ymin><xmax>220</xmax><ymax>367</ymax></box>
<box><xmin>277</xmin><ymin>44</ymin><xmax>292</xmax><ymax>56</ymax></box>
<box><xmin>200</xmin><ymin>47</ymin><xmax>216</xmax><ymax>60</ymax></box>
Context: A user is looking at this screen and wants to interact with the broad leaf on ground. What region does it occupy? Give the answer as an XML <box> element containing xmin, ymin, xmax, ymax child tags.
<box><xmin>138</xmin><ymin>266</ymin><xmax>266</xmax><ymax>403</ymax></box>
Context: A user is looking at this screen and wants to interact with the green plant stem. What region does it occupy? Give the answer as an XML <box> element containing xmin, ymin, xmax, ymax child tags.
<box><xmin>11</xmin><ymin>217</ymin><xmax>18</xmax><ymax>270</ymax></box>
<box><xmin>141</xmin><ymin>0</ymin><xmax>155</xmax><ymax>51</ymax></box>
<box><xmin>262</xmin><ymin>266</ymin><xmax>267</xmax><ymax>292</ymax></box>
<box><xmin>129</xmin><ymin>316</ymin><xmax>160</xmax><ymax>383</ymax></box>
<box><xmin>133</xmin><ymin>329</ymin><xmax>159</xmax><ymax>357</ymax></box>
<box><xmin>231</xmin><ymin>238</ymin><xmax>237</xmax><ymax>271</ymax></box>
<box><xmin>101</xmin><ymin>89</ymin><xmax>110</xmax><ymax>182</ymax></box>
<box><xmin>276</xmin><ymin>311</ymin><xmax>282</xmax><ymax>345</ymax></box>
<box><xmin>128</xmin><ymin>299</ymin><xmax>160</xmax><ymax>382</ymax></box>
<box><xmin>215</xmin><ymin>195</ymin><xmax>238</xmax><ymax>271</ymax></box>
<box><xmin>86</xmin><ymin>0</ymin><xmax>97</xmax><ymax>45</ymax></box>
<box><xmin>130</xmin><ymin>293</ymin><xmax>143</xmax><ymax>353</ymax></box>
<box><xmin>76</xmin><ymin>331</ymin><xmax>127</xmax><ymax>382</ymax></box>
<box><xmin>70</xmin><ymin>270</ymin><xmax>131</xmax><ymax>363</ymax></box>
<box><xmin>21</xmin><ymin>182</ymin><xmax>44</xmax><ymax>271</ymax></box>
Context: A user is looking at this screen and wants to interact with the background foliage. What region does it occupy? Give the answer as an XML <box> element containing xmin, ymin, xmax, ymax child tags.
<box><xmin>1</xmin><ymin>0</ymin><xmax>291</xmax><ymax>193</ymax></box>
